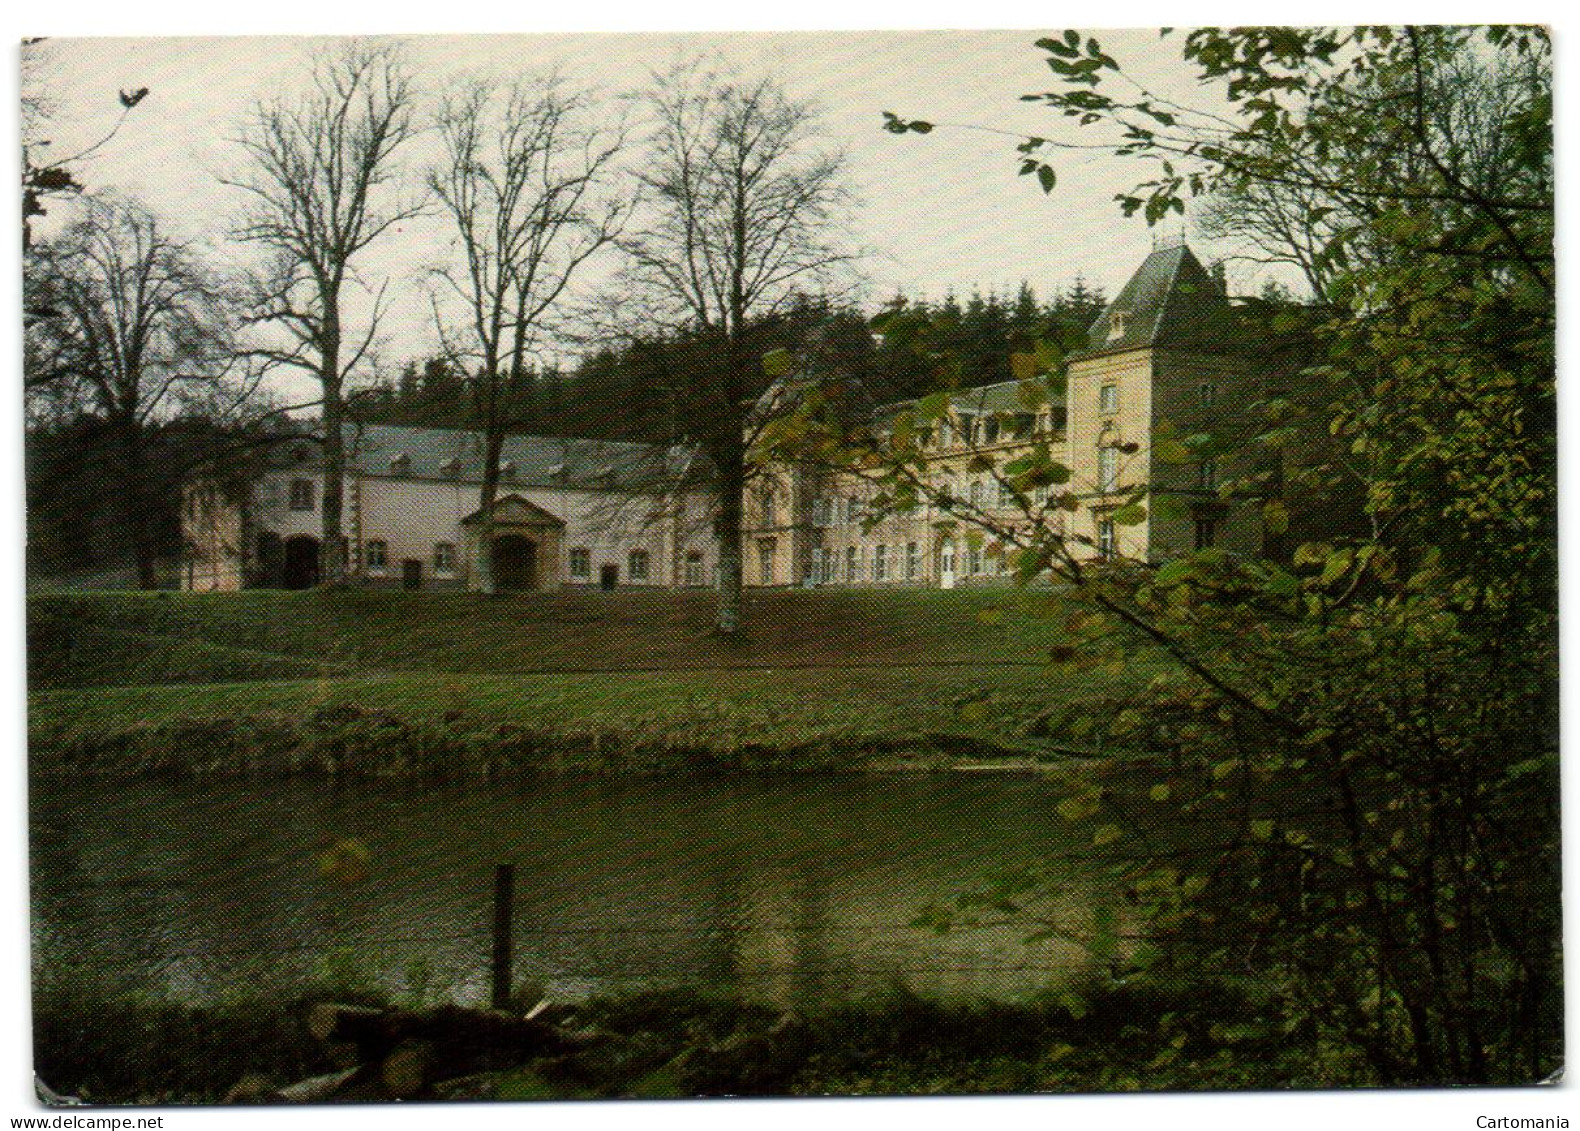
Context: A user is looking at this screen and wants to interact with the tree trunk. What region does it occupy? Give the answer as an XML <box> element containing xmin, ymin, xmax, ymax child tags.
<box><xmin>117</xmin><ymin>416</ymin><xmax>159</xmax><ymax>589</ymax></box>
<box><xmin>475</xmin><ymin>428</ymin><xmax>506</xmax><ymax>595</ymax></box>
<box><xmin>318</xmin><ymin>316</ymin><xmax>347</xmax><ymax>584</ymax></box>
<box><xmin>319</xmin><ymin>382</ymin><xmax>346</xmax><ymax>584</ymax></box>
<box><xmin>715</xmin><ymin>459</ymin><xmax>745</xmax><ymax>638</ymax></box>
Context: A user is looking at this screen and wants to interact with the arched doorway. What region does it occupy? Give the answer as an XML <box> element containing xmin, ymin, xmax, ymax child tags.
<box><xmin>492</xmin><ymin>534</ymin><xmax>536</xmax><ymax>590</ymax></box>
<box><xmin>282</xmin><ymin>535</ymin><xmax>320</xmax><ymax>590</ymax></box>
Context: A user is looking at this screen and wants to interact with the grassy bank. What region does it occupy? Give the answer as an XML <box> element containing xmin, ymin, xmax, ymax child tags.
<box><xmin>29</xmin><ymin>589</ymin><xmax>1170</xmax><ymax>777</ymax></box>
<box><xmin>28</xmin><ymin>587</ymin><xmax>1086</xmax><ymax>685</ymax></box>
<box><xmin>32</xmin><ymin>977</ymin><xmax>1368</xmax><ymax>1105</ymax></box>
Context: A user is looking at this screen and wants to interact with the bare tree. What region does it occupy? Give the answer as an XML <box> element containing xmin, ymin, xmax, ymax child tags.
<box><xmin>22</xmin><ymin>38</ymin><xmax>149</xmax><ymax>258</ymax></box>
<box><xmin>429</xmin><ymin>77</ymin><xmax>631</xmax><ymax>591</ymax></box>
<box><xmin>622</xmin><ymin>61</ymin><xmax>858</xmax><ymax>636</ymax></box>
<box><xmin>227</xmin><ymin>41</ymin><xmax>420</xmax><ymax>583</ymax></box>
<box><xmin>24</xmin><ymin>194</ymin><xmax>236</xmax><ymax>586</ymax></box>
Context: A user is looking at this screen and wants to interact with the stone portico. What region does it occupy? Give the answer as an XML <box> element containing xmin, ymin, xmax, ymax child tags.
<box><xmin>460</xmin><ymin>493</ymin><xmax>567</xmax><ymax>592</ymax></box>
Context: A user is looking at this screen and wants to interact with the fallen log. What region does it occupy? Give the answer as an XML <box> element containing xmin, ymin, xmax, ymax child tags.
<box><xmin>277</xmin><ymin>1067</ymin><xmax>365</xmax><ymax>1104</ymax></box>
<box><xmin>381</xmin><ymin>1040</ymin><xmax>436</xmax><ymax>1100</ymax></box>
<box><xmin>305</xmin><ymin>1003</ymin><xmax>387</xmax><ymax>1044</ymax></box>
<box><xmin>303</xmin><ymin>1001</ymin><xmax>595</xmax><ymax>1091</ymax></box>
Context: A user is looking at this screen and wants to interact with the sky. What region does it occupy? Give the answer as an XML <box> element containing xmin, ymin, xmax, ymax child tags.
<box><xmin>24</xmin><ymin>28</ymin><xmax>1262</xmax><ymax>397</ymax></box>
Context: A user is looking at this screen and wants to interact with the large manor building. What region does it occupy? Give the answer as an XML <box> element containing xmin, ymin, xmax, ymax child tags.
<box><xmin>184</xmin><ymin>245</ymin><xmax>1278</xmax><ymax>594</ymax></box>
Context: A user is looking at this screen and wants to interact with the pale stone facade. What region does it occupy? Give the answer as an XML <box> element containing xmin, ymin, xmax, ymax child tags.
<box><xmin>182</xmin><ymin>427</ymin><xmax>717</xmax><ymax>593</ymax></box>
<box><xmin>185</xmin><ymin>245</ymin><xmax>1272</xmax><ymax>595</ymax></box>
<box><xmin>742</xmin><ymin>244</ymin><xmax>1268</xmax><ymax>587</ymax></box>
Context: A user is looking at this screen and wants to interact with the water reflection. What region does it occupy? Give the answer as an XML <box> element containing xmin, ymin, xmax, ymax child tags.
<box><xmin>31</xmin><ymin>774</ymin><xmax>1136</xmax><ymax>1009</ymax></box>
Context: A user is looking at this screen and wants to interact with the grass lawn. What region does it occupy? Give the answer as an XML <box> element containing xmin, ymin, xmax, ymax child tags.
<box><xmin>28</xmin><ymin>587</ymin><xmax>1170</xmax><ymax>768</ymax></box>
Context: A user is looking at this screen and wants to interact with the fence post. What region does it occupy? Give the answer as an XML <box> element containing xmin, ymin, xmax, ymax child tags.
<box><xmin>492</xmin><ymin>863</ymin><xmax>514</xmax><ymax>1010</ymax></box>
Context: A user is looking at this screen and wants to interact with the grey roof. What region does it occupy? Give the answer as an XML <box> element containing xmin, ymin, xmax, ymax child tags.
<box><xmin>1082</xmin><ymin>245</ymin><xmax>1231</xmax><ymax>354</ymax></box>
<box><xmin>952</xmin><ymin>379</ymin><xmax>1063</xmax><ymax>415</ymax></box>
<box><xmin>873</xmin><ymin>377</ymin><xmax>1064</xmax><ymax>428</ymax></box>
<box><xmin>276</xmin><ymin>423</ymin><xmax>697</xmax><ymax>491</ymax></box>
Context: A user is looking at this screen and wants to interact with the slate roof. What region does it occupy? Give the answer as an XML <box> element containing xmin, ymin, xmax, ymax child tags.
<box><xmin>271</xmin><ymin>423</ymin><xmax>698</xmax><ymax>491</ymax></box>
<box><xmin>871</xmin><ymin>377</ymin><xmax>1065</xmax><ymax>430</ymax></box>
<box><xmin>1081</xmin><ymin>245</ymin><xmax>1232</xmax><ymax>355</ymax></box>
<box><xmin>952</xmin><ymin>379</ymin><xmax>1063</xmax><ymax>416</ymax></box>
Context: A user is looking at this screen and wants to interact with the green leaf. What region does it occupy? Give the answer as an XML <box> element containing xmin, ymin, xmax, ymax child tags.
<box><xmin>1250</xmin><ymin>819</ymin><xmax>1275</xmax><ymax>842</ymax></box>
<box><xmin>1154</xmin><ymin>438</ymin><xmax>1193</xmax><ymax>464</ymax></box>
<box><xmin>1057</xmin><ymin>791</ymin><xmax>1101</xmax><ymax>823</ymax></box>
<box><xmin>1149</xmin><ymin>783</ymin><xmax>1171</xmax><ymax>802</ymax></box>
<box><xmin>761</xmin><ymin>348</ymin><xmax>794</xmax><ymax>378</ymax></box>
<box><xmin>1319</xmin><ymin>546</ymin><xmax>1354</xmax><ymax>586</ymax></box>
<box><xmin>1037</xmin><ymin>165</ymin><xmax>1057</xmax><ymax>193</ymax></box>
<box><xmin>1093</xmin><ymin>823</ymin><xmax>1123</xmax><ymax>846</ymax></box>
<box><xmin>1154</xmin><ymin>560</ymin><xmax>1192</xmax><ymax>588</ymax></box>
<box><xmin>916</xmin><ymin>391</ymin><xmax>950</xmax><ymax>422</ymax></box>
<box><xmin>1109</xmin><ymin>503</ymin><xmax>1147</xmax><ymax>526</ymax></box>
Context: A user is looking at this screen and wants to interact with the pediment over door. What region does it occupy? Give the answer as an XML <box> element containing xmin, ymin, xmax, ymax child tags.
<box><xmin>459</xmin><ymin>493</ymin><xmax>566</xmax><ymax>529</ymax></box>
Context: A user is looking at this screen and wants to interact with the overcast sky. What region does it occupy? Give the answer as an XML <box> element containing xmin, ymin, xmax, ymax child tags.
<box><xmin>24</xmin><ymin>28</ymin><xmax>1271</xmax><ymax>392</ymax></box>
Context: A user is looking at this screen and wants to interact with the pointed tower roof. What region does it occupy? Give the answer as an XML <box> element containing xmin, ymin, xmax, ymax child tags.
<box><xmin>1082</xmin><ymin>245</ymin><xmax>1231</xmax><ymax>355</ymax></box>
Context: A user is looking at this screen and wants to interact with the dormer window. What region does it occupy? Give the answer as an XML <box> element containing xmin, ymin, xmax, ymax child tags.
<box><xmin>499</xmin><ymin>461</ymin><xmax>516</xmax><ymax>482</ymax></box>
<box><xmin>440</xmin><ymin>458</ymin><xmax>461</xmax><ymax>478</ymax></box>
<box><xmin>547</xmin><ymin>463</ymin><xmax>567</xmax><ymax>479</ymax></box>
<box><xmin>389</xmin><ymin>454</ymin><xmax>411</xmax><ymax>476</ymax></box>
<box><xmin>1100</xmin><ymin>384</ymin><xmax>1119</xmax><ymax>415</ymax></box>
<box><xmin>1107</xmin><ymin>311</ymin><xmax>1128</xmax><ymax>341</ymax></box>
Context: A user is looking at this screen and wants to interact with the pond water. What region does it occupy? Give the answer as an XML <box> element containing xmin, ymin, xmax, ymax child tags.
<box><xmin>30</xmin><ymin>774</ymin><xmax>1147</xmax><ymax>1010</ymax></box>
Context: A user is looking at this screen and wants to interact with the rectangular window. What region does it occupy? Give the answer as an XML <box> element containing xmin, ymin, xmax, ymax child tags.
<box><xmin>906</xmin><ymin>541</ymin><xmax>920</xmax><ymax>580</ymax></box>
<box><xmin>365</xmin><ymin>540</ymin><xmax>388</xmax><ymax>570</ymax></box>
<box><xmin>628</xmin><ymin>549</ymin><xmax>650</xmax><ymax>581</ymax></box>
<box><xmin>570</xmin><ymin>547</ymin><xmax>591</xmax><ymax>580</ymax></box>
<box><xmin>289</xmin><ymin>479</ymin><xmax>315</xmax><ymax>511</ymax></box>
<box><xmin>1100</xmin><ymin>384</ymin><xmax>1119</xmax><ymax>415</ymax></box>
<box><xmin>813</xmin><ymin>498</ymin><xmax>832</xmax><ymax>527</ymax></box>
<box><xmin>969</xmin><ymin>480</ymin><xmax>984</xmax><ymax>508</ymax></box>
<box><xmin>845</xmin><ymin>497</ymin><xmax>860</xmax><ymax>524</ymax></box>
<box><xmin>434</xmin><ymin>542</ymin><xmax>456</xmax><ymax>573</ymax></box>
<box><xmin>684</xmin><ymin>552</ymin><xmax>704</xmax><ymax>587</ymax></box>
<box><xmin>874</xmin><ymin>544</ymin><xmax>888</xmax><ymax>582</ymax></box>
<box><xmin>1098</xmin><ymin>447</ymin><xmax>1119</xmax><ymax>492</ymax></box>
<box><xmin>1194</xmin><ymin>518</ymin><xmax>1217</xmax><ymax>550</ymax></box>
<box><xmin>1098</xmin><ymin>519</ymin><xmax>1117</xmax><ymax>560</ymax></box>
<box><xmin>758</xmin><ymin>540</ymin><xmax>776</xmax><ymax>585</ymax></box>
<box><xmin>845</xmin><ymin>546</ymin><xmax>858</xmax><ymax>583</ymax></box>
<box><xmin>997</xmin><ymin>480</ymin><xmax>1015</xmax><ymax>509</ymax></box>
